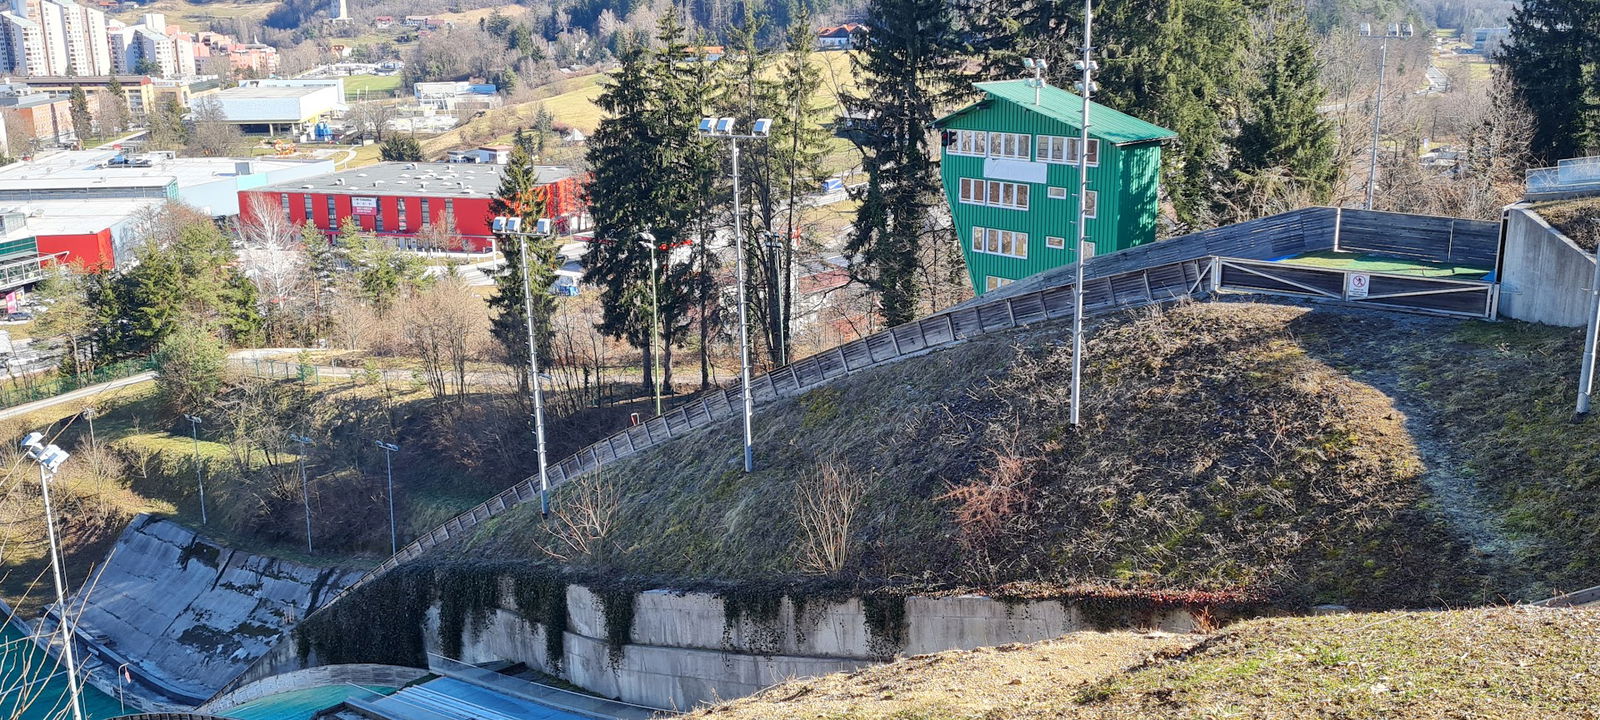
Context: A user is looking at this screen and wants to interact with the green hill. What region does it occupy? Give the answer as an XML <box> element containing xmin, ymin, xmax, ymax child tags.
<box><xmin>453</xmin><ymin>299</ymin><xmax>1576</xmax><ymax>608</ymax></box>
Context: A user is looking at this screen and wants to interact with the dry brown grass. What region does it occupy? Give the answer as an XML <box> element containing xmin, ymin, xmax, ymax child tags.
<box><xmin>691</xmin><ymin>606</ymin><xmax>1600</xmax><ymax>719</ymax></box>
<box><xmin>686</xmin><ymin>631</ymin><xmax>1196</xmax><ymax>720</ymax></box>
<box><xmin>1532</xmin><ymin>196</ymin><xmax>1600</xmax><ymax>252</ymax></box>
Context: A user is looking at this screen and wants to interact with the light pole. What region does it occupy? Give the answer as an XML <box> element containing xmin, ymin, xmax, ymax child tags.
<box><xmin>698</xmin><ymin>116</ymin><xmax>773</xmax><ymax>473</ymax></box>
<box><xmin>638</xmin><ymin>232</ymin><xmax>662</xmax><ymax>416</ymax></box>
<box><xmin>490</xmin><ymin>215</ymin><xmax>554</xmax><ymax>516</ymax></box>
<box><xmin>1358</xmin><ymin>21</ymin><xmax>1414</xmax><ymax>210</ymax></box>
<box><xmin>183</xmin><ymin>414</ymin><xmax>206</xmax><ymax>524</ymax></box>
<box><xmin>290</xmin><ymin>433</ymin><xmax>313</xmax><ymax>554</ymax></box>
<box><xmin>374</xmin><ymin>440</ymin><xmax>399</xmax><ymax>555</ymax></box>
<box><xmin>20</xmin><ymin>432</ymin><xmax>84</xmax><ymax>720</ymax></box>
<box><xmin>81</xmin><ymin>407</ymin><xmax>96</xmax><ymax>455</ymax></box>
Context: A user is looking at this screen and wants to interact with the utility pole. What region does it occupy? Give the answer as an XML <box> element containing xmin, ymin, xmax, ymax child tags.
<box><xmin>375</xmin><ymin>440</ymin><xmax>400</xmax><ymax>554</ymax></box>
<box><xmin>183</xmin><ymin>414</ymin><xmax>206</xmax><ymax>524</ymax></box>
<box><xmin>1071</xmin><ymin>0</ymin><xmax>1097</xmax><ymax>428</ymax></box>
<box><xmin>1359</xmin><ymin>22</ymin><xmax>1413</xmax><ymax>210</ymax></box>
<box><xmin>290</xmin><ymin>433</ymin><xmax>314</xmax><ymax>553</ymax></box>
<box><xmin>699</xmin><ymin>117</ymin><xmax>773</xmax><ymax>473</ymax></box>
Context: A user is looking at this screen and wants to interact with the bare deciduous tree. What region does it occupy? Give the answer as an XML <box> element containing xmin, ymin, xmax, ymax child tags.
<box><xmin>403</xmin><ymin>274</ymin><xmax>490</xmax><ymax>403</ymax></box>
<box><xmin>237</xmin><ymin>194</ymin><xmax>309</xmax><ymax>310</ymax></box>
<box><xmin>533</xmin><ymin>472</ymin><xmax>622</xmax><ymax>562</ymax></box>
<box><xmin>794</xmin><ymin>458</ymin><xmax>866</xmax><ymax>575</ymax></box>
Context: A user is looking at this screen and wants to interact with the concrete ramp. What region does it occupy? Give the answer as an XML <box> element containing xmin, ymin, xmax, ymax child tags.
<box><xmin>70</xmin><ymin>515</ymin><xmax>364</xmax><ymax>705</ymax></box>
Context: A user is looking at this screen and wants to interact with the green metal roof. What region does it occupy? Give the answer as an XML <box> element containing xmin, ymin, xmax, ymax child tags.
<box><xmin>938</xmin><ymin>80</ymin><xmax>1177</xmax><ymax>145</ymax></box>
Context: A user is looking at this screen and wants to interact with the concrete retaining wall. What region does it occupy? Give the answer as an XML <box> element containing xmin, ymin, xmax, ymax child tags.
<box><xmin>71</xmin><ymin>516</ymin><xmax>364</xmax><ymax>704</ymax></box>
<box><xmin>1499</xmin><ymin>205</ymin><xmax>1595</xmax><ymax>326</ymax></box>
<box><xmin>448</xmin><ymin>583</ymin><xmax>1199</xmax><ymax>710</ymax></box>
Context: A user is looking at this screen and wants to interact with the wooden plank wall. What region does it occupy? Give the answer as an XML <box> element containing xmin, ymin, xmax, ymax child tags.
<box><xmin>1337</xmin><ymin>209</ymin><xmax>1500</xmax><ymax>267</ymax></box>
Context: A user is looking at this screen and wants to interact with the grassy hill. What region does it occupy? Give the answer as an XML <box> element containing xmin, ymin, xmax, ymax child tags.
<box><xmin>455</xmin><ymin>300</ymin><xmax>1578</xmax><ymax>608</ymax></box>
<box><xmin>687</xmin><ymin>605</ymin><xmax>1600</xmax><ymax>719</ymax></box>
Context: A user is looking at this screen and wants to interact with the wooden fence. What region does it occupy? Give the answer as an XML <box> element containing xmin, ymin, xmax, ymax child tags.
<box><xmin>1335</xmin><ymin>209</ymin><xmax>1500</xmax><ymax>268</ymax></box>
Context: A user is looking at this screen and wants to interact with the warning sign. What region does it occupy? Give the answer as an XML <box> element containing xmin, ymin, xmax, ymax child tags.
<box><xmin>1346</xmin><ymin>272</ymin><xmax>1371</xmax><ymax>299</ymax></box>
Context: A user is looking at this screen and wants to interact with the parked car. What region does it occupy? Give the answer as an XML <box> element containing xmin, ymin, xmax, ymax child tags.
<box><xmin>7</xmin><ymin>311</ymin><xmax>33</xmax><ymax>321</ymax></box>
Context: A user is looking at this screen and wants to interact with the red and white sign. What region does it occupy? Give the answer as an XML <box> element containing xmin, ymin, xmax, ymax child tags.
<box><xmin>1345</xmin><ymin>272</ymin><xmax>1371</xmax><ymax>299</ymax></box>
<box><xmin>352</xmin><ymin>197</ymin><xmax>378</xmax><ymax>216</ymax></box>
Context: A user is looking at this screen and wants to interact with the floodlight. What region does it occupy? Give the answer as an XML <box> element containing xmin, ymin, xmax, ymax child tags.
<box><xmin>39</xmin><ymin>445</ymin><xmax>68</xmax><ymax>473</ymax></box>
<box><xmin>715</xmin><ymin>117</ymin><xmax>735</xmax><ymax>134</ymax></box>
<box><xmin>183</xmin><ymin>414</ymin><xmax>202</xmax><ymax>425</ymax></box>
<box><xmin>751</xmin><ymin>118</ymin><xmax>773</xmax><ymax>136</ymax></box>
<box><xmin>698</xmin><ymin>117</ymin><xmax>715</xmax><ymax>134</ymax></box>
<box><xmin>1359</xmin><ymin>22</ymin><xmax>1372</xmax><ymax>36</ymax></box>
<box><xmin>1075</xmin><ymin>81</ymin><xmax>1099</xmax><ymax>94</ymax></box>
<box><xmin>1073</xmin><ymin>60</ymin><xmax>1097</xmax><ymax>71</ymax></box>
<box><xmin>290</xmin><ymin>434</ymin><xmax>312</xmax><ymax>445</ymax></box>
<box><xmin>639</xmin><ymin>231</ymin><xmax>656</xmax><ymax>248</ymax></box>
<box><xmin>20</xmin><ymin>431</ymin><xmax>43</xmax><ymax>450</ymax></box>
<box><xmin>374</xmin><ymin>441</ymin><xmax>399</xmax><ymax>452</ymax></box>
<box><xmin>1387</xmin><ymin>23</ymin><xmax>1400</xmax><ymax>36</ymax></box>
<box><xmin>1035</xmin><ymin>59</ymin><xmax>1048</xmax><ymax>70</ymax></box>
<box><xmin>1402</xmin><ymin>23</ymin><xmax>1414</xmax><ymax>37</ymax></box>
<box><xmin>1023</xmin><ymin>58</ymin><xmax>1035</xmax><ymax>69</ymax></box>
<box><xmin>534</xmin><ymin>218</ymin><xmax>553</xmax><ymax>235</ymax></box>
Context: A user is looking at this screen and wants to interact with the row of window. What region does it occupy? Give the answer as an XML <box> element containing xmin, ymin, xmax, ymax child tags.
<box><xmin>283</xmin><ymin>193</ymin><xmax>454</xmax><ymax>231</ymax></box>
<box><xmin>948</xmin><ymin>129</ymin><xmax>1101</xmax><ymax>165</ymax></box>
<box><xmin>958</xmin><ymin>180</ymin><xmax>1097</xmax><ymax>216</ymax></box>
<box><xmin>971</xmin><ymin>218</ymin><xmax>1099</xmax><ymax>260</ymax></box>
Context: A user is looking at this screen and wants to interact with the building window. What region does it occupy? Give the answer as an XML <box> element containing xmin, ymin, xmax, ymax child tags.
<box><xmin>303</xmin><ymin>194</ymin><xmax>313</xmax><ymax>221</ymax></box>
<box><xmin>1046</xmin><ymin>235</ymin><xmax>1065</xmax><ymax>249</ymax></box>
<box><xmin>985</xmin><ymin>275</ymin><xmax>1014</xmax><ymax>292</ymax></box>
<box><xmin>375</xmin><ymin>198</ymin><xmax>385</xmax><ymax>232</ymax></box>
<box><xmin>397</xmin><ymin>198</ymin><xmax>408</xmax><ymax>228</ymax></box>
<box><xmin>444</xmin><ymin>198</ymin><xmax>455</xmax><ymax>229</ymax></box>
<box><xmin>280</xmin><ymin>193</ymin><xmax>289</xmax><ymax>213</ymax></box>
<box><xmin>949</xmin><ymin>129</ymin><xmax>987</xmax><ymax>157</ymax></box>
<box><xmin>1038</xmin><ymin>136</ymin><xmax>1100</xmax><ymax>165</ymax></box>
<box><xmin>420</xmin><ymin>198</ymin><xmax>431</xmax><ymax>226</ymax></box>
<box><xmin>987</xmin><ymin>132</ymin><xmax>1031</xmax><ymax>160</ymax></box>
<box><xmin>1048</xmin><ymin>186</ymin><xmax>1068</xmax><ymax>199</ymax></box>
<box><xmin>1083</xmin><ymin>189</ymin><xmax>1098</xmax><ymax>218</ymax></box>
<box><xmin>971</xmin><ymin>226</ymin><xmax>1028</xmax><ymax>259</ymax></box>
<box><xmin>326</xmin><ymin>195</ymin><xmax>336</xmax><ymax>226</ymax></box>
<box><xmin>960</xmin><ymin>179</ymin><xmax>1030</xmax><ymax>210</ymax></box>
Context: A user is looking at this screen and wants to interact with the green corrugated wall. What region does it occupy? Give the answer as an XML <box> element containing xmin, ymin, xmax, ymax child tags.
<box><xmin>940</xmin><ymin>98</ymin><xmax>1163</xmax><ymax>294</ymax></box>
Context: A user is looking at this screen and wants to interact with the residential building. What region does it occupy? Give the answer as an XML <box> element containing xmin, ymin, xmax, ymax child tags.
<box><xmin>933</xmin><ymin>79</ymin><xmax>1175</xmax><ymax>294</ymax></box>
<box><xmin>0</xmin><ymin>80</ymin><xmax>73</xmax><ymax>150</ymax></box>
<box><xmin>16</xmin><ymin>74</ymin><xmax>155</xmax><ymax>119</ymax></box>
<box><xmin>109</xmin><ymin>15</ymin><xmax>196</xmax><ymax>78</ymax></box>
<box><xmin>0</xmin><ymin>0</ymin><xmax>112</xmax><ymax>76</ymax></box>
<box><xmin>1472</xmin><ymin>27</ymin><xmax>1510</xmax><ymax>55</ymax></box>
<box><xmin>238</xmin><ymin>162</ymin><xmax>588</xmax><ymax>252</ymax></box>
<box><xmin>816</xmin><ymin>23</ymin><xmax>865</xmax><ymax>50</ymax></box>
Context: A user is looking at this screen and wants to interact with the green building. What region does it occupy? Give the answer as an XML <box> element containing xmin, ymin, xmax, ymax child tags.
<box><xmin>934</xmin><ymin>79</ymin><xmax>1175</xmax><ymax>294</ymax></box>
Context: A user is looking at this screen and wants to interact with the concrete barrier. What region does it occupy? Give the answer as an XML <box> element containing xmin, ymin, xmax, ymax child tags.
<box><xmin>446</xmin><ymin>583</ymin><xmax>1200</xmax><ymax>710</ymax></box>
<box><xmin>1499</xmin><ymin>205</ymin><xmax>1594</xmax><ymax>327</ymax></box>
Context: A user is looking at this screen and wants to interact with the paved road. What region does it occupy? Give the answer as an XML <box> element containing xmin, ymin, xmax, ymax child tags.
<box><xmin>0</xmin><ymin>370</ymin><xmax>156</xmax><ymax>420</ymax></box>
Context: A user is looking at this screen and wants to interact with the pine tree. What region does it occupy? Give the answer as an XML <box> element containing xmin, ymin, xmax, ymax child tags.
<box><xmin>379</xmin><ymin>135</ymin><xmax>423</xmax><ymax>161</ymax></box>
<box><xmin>1500</xmin><ymin>0</ymin><xmax>1600</xmax><ymax>164</ymax></box>
<box><xmin>488</xmin><ymin>140</ymin><xmax>559</xmax><ymax>396</ymax></box>
<box><xmin>1230</xmin><ymin>7</ymin><xmax>1337</xmax><ymax>213</ymax></box>
<box><xmin>104</xmin><ymin>75</ymin><xmax>130</xmax><ymax>134</ymax></box>
<box><xmin>68</xmin><ymin>84</ymin><xmax>92</xmax><ymax>145</ymax></box>
<box><xmin>845</xmin><ymin>0</ymin><xmax>967</xmax><ymax>326</ymax></box>
<box><xmin>584</xmin><ymin>16</ymin><xmax>716</xmax><ymax>394</ymax></box>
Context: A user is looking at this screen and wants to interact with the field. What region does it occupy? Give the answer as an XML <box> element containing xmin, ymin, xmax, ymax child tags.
<box><xmin>117</xmin><ymin>0</ymin><xmax>280</xmax><ymax>32</ymax></box>
<box><xmin>691</xmin><ymin>606</ymin><xmax>1600</xmax><ymax>719</ymax></box>
<box><xmin>344</xmin><ymin>74</ymin><xmax>404</xmax><ymax>100</ymax></box>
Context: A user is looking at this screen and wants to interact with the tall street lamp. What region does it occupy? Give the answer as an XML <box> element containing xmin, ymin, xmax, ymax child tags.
<box><xmin>183</xmin><ymin>414</ymin><xmax>206</xmax><ymax>524</ymax></box>
<box><xmin>698</xmin><ymin>116</ymin><xmax>772</xmax><ymax>473</ymax></box>
<box><xmin>1358</xmin><ymin>21</ymin><xmax>1414</xmax><ymax>210</ymax></box>
<box><xmin>374</xmin><ymin>440</ymin><xmax>399</xmax><ymax>555</ymax></box>
<box><xmin>20</xmin><ymin>432</ymin><xmax>84</xmax><ymax>720</ymax></box>
<box><xmin>290</xmin><ymin>433</ymin><xmax>314</xmax><ymax>554</ymax></box>
<box><xmin>491</xmin><ymin>215</ymin><xmax>554</xmax><ymax>516</ymax></box>
<box><xmin>638</xmin><ymin>231</ymin><xmax>663</xmax><ymax>416</ymax></box>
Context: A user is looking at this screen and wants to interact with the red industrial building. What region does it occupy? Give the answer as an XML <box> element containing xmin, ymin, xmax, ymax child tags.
<box><xmin>238</xmin><ymin>162</ymin><xmax>587</xmax><ymax>252</ymax></box>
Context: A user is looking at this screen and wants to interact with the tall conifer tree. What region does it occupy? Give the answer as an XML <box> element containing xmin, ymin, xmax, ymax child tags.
<box><xmin>845</xmin><ymin>0</ymin><xmax>967</xmax><ymax>326</ymax></box>
<box><xmin>1230</xmin><ymin>7</ymin><xmax>1337</xmax><ymax>212</ymax></box>
<box><xmin>1500</xmin><ymin>0</ymin><xmax>1600</xmax><ymax>163</ymax></box>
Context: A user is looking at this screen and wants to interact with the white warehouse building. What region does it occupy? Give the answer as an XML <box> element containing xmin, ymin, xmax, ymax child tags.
<box><xmin>211</xmin><ymin>83</ymin><xmax>342</xmax><ymax>135</ymax></box>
